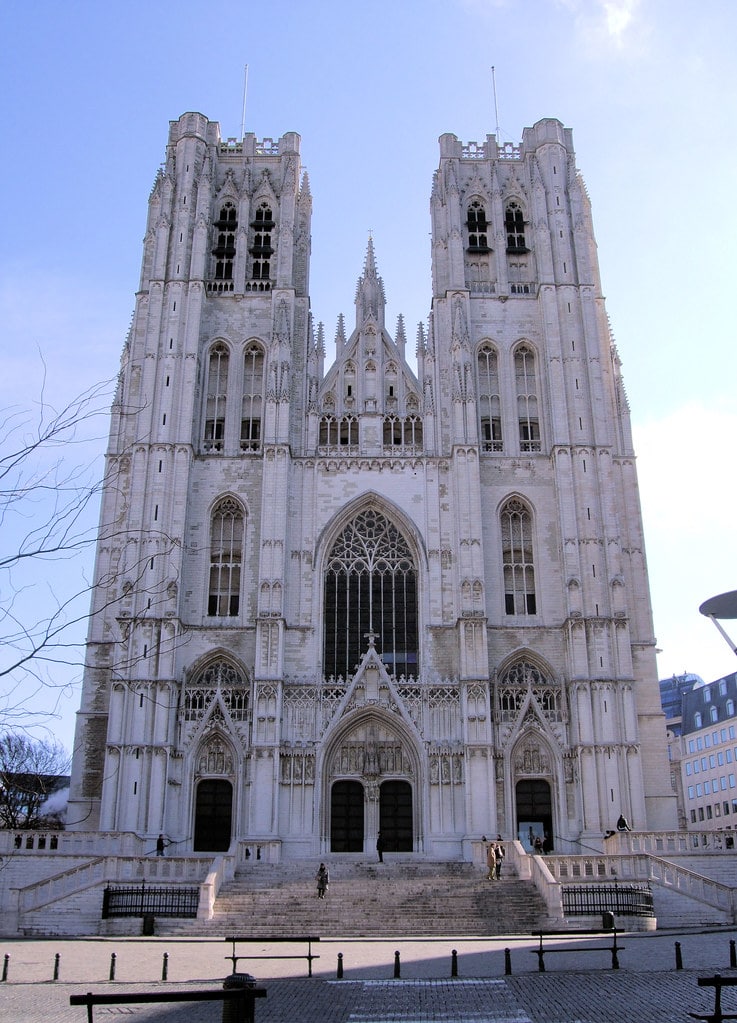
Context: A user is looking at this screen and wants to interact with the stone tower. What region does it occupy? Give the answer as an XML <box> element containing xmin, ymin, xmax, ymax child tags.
<box><xmin>68</xmin><ymin>112</ymin><xmax>676</xmax><ymax>857</ymax></box>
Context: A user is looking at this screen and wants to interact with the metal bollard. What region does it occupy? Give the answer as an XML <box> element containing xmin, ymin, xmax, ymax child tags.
<box><xmin>393</xmin><ymin>950</ymin><xmax>401</xmax><ymax>978</ymax></box>
<box><xmin>1</xmin><ymin>954</ymin><xmax>8</xmax><ymax>982</ymax></box>
<box><xmin>504</xmin><ymin>948</ymin><xmax>512</xmax><ymax>976</ymax></box>
<box><xmin>731</xmin><ymin>940</ymin><xmax>736</xmax><ymax>969</ymax></box>
<box><xmin>53</xmin><ymin>953</ymin><xmax>60</xmax><ymax>981</ymax></box>
<box><xmin>109</xmin><ymin>952</ymin><xmax>117</xmax><ymax>981</ymax></box>
<box><xmin>337</xmin><ymin>952</ymin><xmax>343</xmax><ymax>979</ymax></box>
<box><xmin>162</xmin><ymin>952</ymin><xmax>169</xmax><ymax>981</ymax></box>
<box><xmin>675</xmin><ymin>941</ymin><xmax>683</xmax><ymax>970</ymax></box>
<box><xmin>451</xmin><ymin>949</ymin><xmax>458</xmax><ymax>977</ymax></box>
<box><xmin>222</xmin><ymin>972</ymin><xmax>256</xmax><ymax>1023</ymax></box>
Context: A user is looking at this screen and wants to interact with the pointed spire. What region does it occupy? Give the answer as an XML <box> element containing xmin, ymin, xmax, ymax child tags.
<box><xmin>354</xmin><ymin>236</ymin><xmax>386</xmax><ymax>328</ymax></box>
<box><xmin>317</xmin><ymin>320</ymin><xmax>326</xmax><ymax>359</ymax></box>
<box><xmin>335</xmin><ymin>313</ymin><xmax>347</xmax><ymax>357</ymax></box>
<box><xmin>299</xmin><ymin>170</ymin><xmax>312</xmax><ymax>204</ymax></box>
<box><xmin>416</xmin><ymin>322</ymin><xmax>427</xmax><ymax>359</ymax></box>
<box><xmin>395</xmin><ymin>314</ymin><xmax>406</xmax><ymax>357</ymax></box>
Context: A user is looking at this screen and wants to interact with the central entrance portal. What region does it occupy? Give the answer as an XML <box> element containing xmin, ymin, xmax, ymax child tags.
<box><xmin>330</xmin><ymin>780</ymin><xmax>364</xmax><ymax>852</ymax></box>
<box><xmin>379</xmin><ymin>779</ymin><xmax>413</xmax><ymax>852</ymax></box>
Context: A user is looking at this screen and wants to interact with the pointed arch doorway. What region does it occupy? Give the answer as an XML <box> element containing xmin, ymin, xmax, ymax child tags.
<box><xmin>379</xmin><ymin>780</ymin><xmax>413</xmax><ymax>852</ymax></box>
<box><xmin>193</xmin><ymin>779</ymin><xmax>233</xmax><ymax>852</ymax></box>
<box><xmin>516</xmin><ymin>778</ymin><xmax>553</xmax><ymax>853</ymax></box>
<box><xmin>330</xmin><ymin>780</ymin><xmax>364</xmax><ymax>852</ymax></box>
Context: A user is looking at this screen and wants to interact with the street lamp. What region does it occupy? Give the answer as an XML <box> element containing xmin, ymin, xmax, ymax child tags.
<box><xmin>699</xmin><ymin>590</ymin><xmax>737</xmax><ymax>657</ymax></box>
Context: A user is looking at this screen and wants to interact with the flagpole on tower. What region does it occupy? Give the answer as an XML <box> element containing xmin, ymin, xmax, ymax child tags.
<box><xmin>240</xmin><ymin>64</ymin><xmax>249</xmax><ymax>138</ymax></box>
<box><xmin>491</xmin><ymin>66</ymin><xmax>500</xmax><ymax>140</ymax></box>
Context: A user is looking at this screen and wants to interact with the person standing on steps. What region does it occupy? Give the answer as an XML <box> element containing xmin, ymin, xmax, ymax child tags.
<box><xmin>376</xmin><ymin>832</ymin><xmax>385</xmax><ymax>863</ymax></box>
<box><xmin>486</xmin><ymin>839</ymin><xmax>497</xmax><ymax>879</ymax></box>
<box><xmin>494</xmin><ymin>835</ymin><xmax>505</xmax><ymax>880</ymax></box>
<box><xmin>156</xmin><ymin>833</ymin><xmax>168</xmax><ymax>856</ymax></box>
<box><xmin>316</xmin><ymin>862</ymin><xmax>329</xmax><ymax>898</ymax></box>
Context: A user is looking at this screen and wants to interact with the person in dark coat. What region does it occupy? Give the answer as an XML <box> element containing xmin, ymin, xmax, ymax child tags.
<box><xmin>316</xmin><ymin>862</ymin><xmax>329</xmax><ymax>898</ymax></box>
<box><xmin>156</xmin><ymin>834</ymin><xmax>168</xmax><ymax>856</ymax></box>
<box><xmin>376</xmin><ymin>832</ymin><xmax>385</xmax><ymax>863</ymax></box>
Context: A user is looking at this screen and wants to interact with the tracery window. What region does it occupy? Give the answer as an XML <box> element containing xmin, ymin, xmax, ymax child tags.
<box><xmin>323</xmin><ymin>509</ymin><xmax>418</xmax><ymax>680</ymax></box>
<box><xmin>515</xmin><ymin>344</ymin><xmax>540</xmax><ymax>452</ymax></box>
<box><xmin>382</xmin><ymin>415</ymin><xmax>423</xmax><ymax>450</ymax></box>
<box><xmin>467</xmin><ymin>201</ymin><xmax>490</xmax><ymax>252</ymax></box>
<box><xmin>501</xmin><ymin>498</ymin><xmax>536</xmax><ymax>615</ymax></box>
<box><xmin>477</xmin><ymin>343</ymin><xmax>502</xmax><ymax>452</ymax></box>
<box><xmin>319</xmin><ymin>415</ymin><xmax>358</xmax><ymax>449</ymax></box>
<box><xmin>212</xmin><ymin>203</ymin><xmax>237</xmax><ymax>280</ymax></box>
<box><xmin>208</xmin><ymin>497</ymin><xmax>244</xmax><ymax>616</ymax></box>
<box><xmin>497</xmin><ymin>660</ymin><xmax>561</xmax><ymax>720</ymax></box>
<box><xmin>203</xmin><ymin>343</ymin><xmax>229</xmax><ymax>453</ymax></box>
<box><xmin>241</xmin><ymin>343</ymin><xmax>264</xmax><ymax>452</ymax></box>
<box><xmin>505</xmin><ymin>201</ymin><xmax>527</xmax><ymax>252</ymax></box>
<box><xmin>250</xmin><ymin>203</ymin><xmax>274</xmax><ymax>280</ymax></box>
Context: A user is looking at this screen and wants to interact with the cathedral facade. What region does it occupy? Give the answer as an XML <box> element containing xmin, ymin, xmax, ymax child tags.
<box><xmin>67</xmin><ymin>112</ymin><xmax>677</xmax><ymax>858</ymax></box>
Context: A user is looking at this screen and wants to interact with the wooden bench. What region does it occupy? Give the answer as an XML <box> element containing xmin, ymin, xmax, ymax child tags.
<box><xmin>70</xmin><ymin>985</ymin><xmax>266</xmax><ymax>1023</ymax></box>
<box><xmin>690</xmin><ymin>975</ymin><xmax>737</xmax><ymax>1023</ymax></box>
<box><xmin>225</xmin><ymin>935</ymin><xmax>320</xmax><ymax>977</ymax></box>
<box><xmin>530</xmin><ymin>929</ymin><xmax>624</xmax><ymax>971</ymax></box>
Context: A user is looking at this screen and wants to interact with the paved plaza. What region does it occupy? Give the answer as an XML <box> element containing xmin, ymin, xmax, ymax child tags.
<box><xmin>2</xmin><ymin>929</ymin><xmax>737</xmax><ymax>1022</ymax></box>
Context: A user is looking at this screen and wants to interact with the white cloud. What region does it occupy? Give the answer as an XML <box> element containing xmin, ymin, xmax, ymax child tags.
<box><xmin>555</xmin><ymin>0</ymin><xmax>646</xmax><ymax>54</ymax></box>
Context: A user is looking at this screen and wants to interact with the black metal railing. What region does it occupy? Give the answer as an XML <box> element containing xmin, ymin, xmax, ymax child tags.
<box><xmin>101</xmin><ymin>883</ymin><xmax>199</xmax><ymax>919</ymax></box>
<box><xmin>562</xmin><ymin>883</ymin><xmax>654</xmax><ymax>917</ymax></box>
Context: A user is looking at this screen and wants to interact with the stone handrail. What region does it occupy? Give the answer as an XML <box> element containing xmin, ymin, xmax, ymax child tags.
<box><xmin>608</xmin><ymin>829</ymin><xmax>736</xmax><ymax>856</ymax></box>
<box><xmin>646</xmin><ymin>853</ymin><xmax>736</xmax><ymax>919</ymax></box>
<box><xmin>16</xmin><ymin>854</ymin><xmax>214</xmax><ymax>914</ymax></box>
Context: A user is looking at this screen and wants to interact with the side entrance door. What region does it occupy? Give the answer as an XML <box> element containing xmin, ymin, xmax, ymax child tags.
<box><xmin>193</xmin><ymin>779</ymin><xmax>233</xmax><ymax>852</ymax></box>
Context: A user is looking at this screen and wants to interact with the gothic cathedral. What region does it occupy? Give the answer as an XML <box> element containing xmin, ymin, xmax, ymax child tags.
<box><xmin>68</xmin><ymin>112</ymin><xmax>677</xmax><ymax>858</ymax></box>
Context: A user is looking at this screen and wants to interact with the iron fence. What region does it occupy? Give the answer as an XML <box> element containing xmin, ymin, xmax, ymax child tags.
<box><xmin>101</xmin><ymin>882</ymin><xmax>199</xmax><ymax>918</ymax></box>
<box><xmin>562</xmin><ymin>883</ymin><xmax>654</xmax><ymax>917</ymax></box>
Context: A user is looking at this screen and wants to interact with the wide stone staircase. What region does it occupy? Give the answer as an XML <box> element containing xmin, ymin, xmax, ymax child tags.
<box><xmin>158</xmin><ymin>858</ymin><xmax>552</xmax><ymax>937</ymax></box>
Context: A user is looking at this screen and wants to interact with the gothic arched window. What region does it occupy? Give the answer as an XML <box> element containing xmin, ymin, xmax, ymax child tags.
<box><xmin>467</xmin><ymin>201</ymin><xmax>490</xmax><ymax>252</ymax></box>
<box><xmin>505</xmin><ymin>201</ymin><xmax>527</xmax><ymax>252</ymax></box>
<box><xmin>477</xmin><ymin>343</ymin><xmax>502</xmax><ymax>452</ymax></box>
<box><xmin>501</xmin><ymin>497</ymin><xmax>536</xmax><ymax>615</ymax></box>
<box><xmin>208</xmin><ymin>497</ymin><xmax>244</xmax><ymax>616</ymax></box>
<box><xmin>212</xmin><ymin>202</ymin><xmax>237</xmax><ymax>280</ymax></box>
<box><xmin>203</xmin><ymin>343</ymin><xmax>229</xmax><ymax>453</ymax></box>
<box><xmin>515</xmin><ymin>344</ymin><xmax>541</xmax><ymax>452</ymax></box>
<box><xmin>250</xmin><ymin>203</ymin><xmax>274</xmax><ymax>280</ymax></box>
<box><xmin>241</xmin><ymin>343</ymin><xmax>264</xmax><ymax>452</ymax></box>
<box><xmin>323</xmin><ymin>509</ymin><xmax>418</xmax><ymax>680</ymax></box>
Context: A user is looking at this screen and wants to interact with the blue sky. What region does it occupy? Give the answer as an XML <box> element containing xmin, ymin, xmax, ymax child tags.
<box><xmin>1</xmin><ymin>0</ymin><xmax>736</xmax><ymax>751</ymax></box>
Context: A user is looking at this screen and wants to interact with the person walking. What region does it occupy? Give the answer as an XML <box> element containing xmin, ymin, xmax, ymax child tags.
<box><xmin>376</xmin><ymin>832</ymin><xmax>385</xmax><ymax>863</ymax></box>
<box><xmin>156</xmin><ymin>834</ymin><xmax>168</xmax><ymax>856</ymax></box>
<box><xmin>316</xmin><ymin>862</ymin><xmax>329</xmax><ymax>899</ymax></box>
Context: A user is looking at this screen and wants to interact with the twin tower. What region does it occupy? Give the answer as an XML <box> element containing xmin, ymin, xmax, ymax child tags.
<box><xmin>68</xmin><ymin>112</ymin><xmax>676</xmax><ymax>858</ymax></box>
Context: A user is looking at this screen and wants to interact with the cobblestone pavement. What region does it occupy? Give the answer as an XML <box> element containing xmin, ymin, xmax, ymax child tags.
<box><xmin>2</xmin><ymin>930</ymin><xmax>737</xmax><ymax>1022</ymax></box>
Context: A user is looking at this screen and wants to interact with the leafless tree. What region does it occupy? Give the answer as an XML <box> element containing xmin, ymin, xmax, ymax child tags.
<box><xmin>0</xmin><ymin>733</ymin><xmax>71</xmax><ymax>829</ymax></box>
<box><xmin>0</xmin><ymin>368</ymin><xmax>183</xmax><ymax>733</ymax></box>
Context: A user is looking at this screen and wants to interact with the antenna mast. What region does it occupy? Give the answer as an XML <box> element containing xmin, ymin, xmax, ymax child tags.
<box><xmin>491</xmin><ymin>66</ymin><xmax>500</xmax><ymax>140</ymax></box>
<box><xmin>240</xmin><ymin>64</ymin><xmax>249</xmax><ymax>138</ymax></box>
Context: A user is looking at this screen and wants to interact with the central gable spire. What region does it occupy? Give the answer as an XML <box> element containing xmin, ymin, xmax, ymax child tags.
<box><xmin>354</xmin><ymin>236</ymin><xmax>386</xmax><ymax>329</ymax></box>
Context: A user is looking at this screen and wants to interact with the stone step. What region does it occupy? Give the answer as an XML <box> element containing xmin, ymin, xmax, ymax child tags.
<box><xmin>157</xmin><ymin>859</ymin><xmax>552</xmax><ymax>937</ymax></box>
